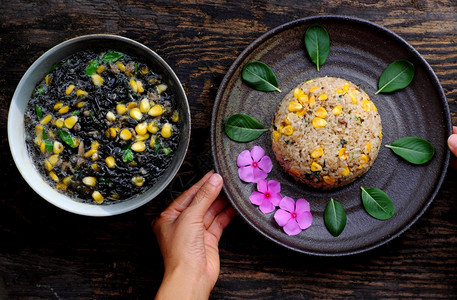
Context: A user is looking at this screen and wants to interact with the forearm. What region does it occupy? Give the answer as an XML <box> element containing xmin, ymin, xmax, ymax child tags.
<box><xmin>155</xmin><ymin>267</ymin><xmax>212</xmax><ymax>300</ymax></box>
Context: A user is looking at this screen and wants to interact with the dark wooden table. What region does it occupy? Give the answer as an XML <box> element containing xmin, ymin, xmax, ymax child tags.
<box><xmin>1</xmin><ymin>1</ymin><xmax>457</xmax><ymax>298</ymax></box>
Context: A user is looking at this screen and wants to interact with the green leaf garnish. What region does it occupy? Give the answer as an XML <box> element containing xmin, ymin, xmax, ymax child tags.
<box><xmin>324</xmin><ymin>198</ymin><xmax>347</xmax><ymax>237</ymax></box>
<box><xmin>163</xmin><ymin>147</ymin><xmax>172</xmax><ymax>155</ymax></box>
<box><xmin>385</xmin><ymin>136</ymin><xmax>434</xmax><ymax>164</ymax></box>
<box><xmin>241</xmin><ymin>61</ymin><xmax>281</xmax><ymax>92</ymax></box>
<box><xmin>304</xmin><ymin>24</ymin><xmax>330</xmax><ymax>72</ymax></box>
<box><xmin>57</xmin><ymin>129</ymin><xmax>75</xmax><ymax>148</ymax></box>
<box><xmin>134</xmin><ymin>62</ymin><xmax>138</xmax><ymax>74</ymax></box>
<box><xmin>85</xmin><ymin>59</ymin><xmax>100</xmax><ymax>76</ymax></box>
<box><xmin>122</xmin><ymin>148</ymin><xmax>134</xmax><ymax>163</ymax></box>
<box><xmin>101</xmin><ymin>51</ymin><xmax>125</xmax><ymax>63</ymax></box>
<box><xmin>375</xmin><ymin>60</ymin><xmax>415</xmax><ymax>94</ymax></box>
<box><xmin>36</xmin><ymin>86</ymin><xmax>46</xmax><ymax>95</ymax></box>
<box><xmin>224</xmin><ymin>113</ymin><xmax>268</xmax><ymax>142</ymax></box>
<box><xmin>45</xmin><ymin>63</ymin><xmax>59</xmax><ymax>75</ymax></box>
<box><xmin>35</xmin><ymin>105</ymin><xmax>43</xmax><ymax>119</ymax></box>
<box><xmin>361</xmin><ymin>187</ymin><xmax>395</xmax><ymax>220</ymax></box>
<box><xmin>45</xmin><ymin>140</ymin><xmax>53</xmax><ymax>152</ymax></box>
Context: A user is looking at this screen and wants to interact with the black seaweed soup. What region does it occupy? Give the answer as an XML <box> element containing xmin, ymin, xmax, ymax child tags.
<box><xmin>25</xmin><ymin>49</ymin><xmax>181</xmax><ymax>204</ymax></box>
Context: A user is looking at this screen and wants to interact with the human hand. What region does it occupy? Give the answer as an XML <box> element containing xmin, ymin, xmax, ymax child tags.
<box><xmin>448</xmin><ymin>126</ymin><xmax>457</xmax><ymax>157</ymax></box>
<box><xmin>153</xmin><ymin>171</ymin><xmax>236</xmax><ymax>300</ymax></box>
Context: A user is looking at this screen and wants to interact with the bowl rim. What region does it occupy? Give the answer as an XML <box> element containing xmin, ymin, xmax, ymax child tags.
<box><xmin>8</xmin><ymin>34</ymin><xmax>191</xmax><ymax>216</ymax></box>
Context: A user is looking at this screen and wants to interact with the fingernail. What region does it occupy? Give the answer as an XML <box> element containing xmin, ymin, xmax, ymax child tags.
<box><xmin>208</xmin><ymin>173</ymin><xmax>222</xmax><ymax>186</ymax></box>
<box><xmin>448</xmin><ymin>134</ymin><xmax>457</xmax><ymax>152</ymax></box>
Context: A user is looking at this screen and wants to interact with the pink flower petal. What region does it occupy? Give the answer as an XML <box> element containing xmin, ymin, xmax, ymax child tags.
<box><xmin>250</xmin><ymin>145</ymin><xmax>265</xmax><ymax>162</ymax></box>
<box><xmin>249</xmin><ymin>191</ymin><xmax>265</xmax><ymax>206</ymax></box>
<box><xmin>283</xmin><ymin>219</ymin><xmax>302</xmax><ymax>236</ymax></box>
<box><xmin>238</xmin><ymin>166</ymin><xmax>254</xmax><ymax>183</ymax></box>
<box><xmin>269</xmin><ymin>192</ymin><xmax>282</xmax><ymax>207</ymax></box>
<box><xmin>237</xmin><ymin>150</ymin><xmax>253</xmax><ymax>167</ymax></box>
<box><xmin>252</xmin><ymin>167</ymin><xmax>268</xmax><ymax>182</ymax></box>
<box><xmin>296</xmin><ymin>211</ymin><xmax>313</xmax><ymax>230</ymax></box>
<box><xmin>295</xmin><ymin>198</ymin><xmax>310</xmax><ymax>213</ymax></box>
<box><xmin>274</xmin><ymin>209</ymin><xmax>291</xmax><ymax>227</ymax></box>
<box><xmin>256</xmin><ymin>179</ymin><xmax>268</xmax><ymax>193</ymax></box>
<box><xmin>259</xmin><ymin>200</ymin><xmax>275</xmax><ymax>214</ymax></box>
<box><xmin>267</xmin><ymin>180</ymin><xmax>281</xmax><ymax>194</ymax></box>
<box><xmin>279</xmin><ymin>196</ymin><xmax>295</xmax><ymax>213</ymax></box>
<box><xmin>258</xmin><ymin>155</ymin><xmax>273</xmax><ymax>173</ymax></box>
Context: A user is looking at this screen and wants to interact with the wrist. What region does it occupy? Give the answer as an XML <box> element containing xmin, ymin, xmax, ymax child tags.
<box><xmin>156</xmin><ymin>266</ymin><xmax>212</xmax><ymax>300</ymax></box>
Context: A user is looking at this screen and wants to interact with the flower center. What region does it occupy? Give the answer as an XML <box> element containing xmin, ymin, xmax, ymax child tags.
<box><xmin>264</xmin><ymin>192</ymin><xmax>271</xmax><ymax>198</ymax></box>
<box><xmin>252</xmin><ymin>161</ymin><xmax>258</xmax><ymax>168</ymax></box>
<box><xmin>291</xmin><ymin>212</ymin><xmax>297</xmax><ymax>219</ymax></box>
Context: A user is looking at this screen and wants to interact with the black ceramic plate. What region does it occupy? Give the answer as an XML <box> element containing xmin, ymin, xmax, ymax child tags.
<box><xmin>211</xmin><ymin>15</ymin><xmax>451</xmax><ymax>256</ymax></box>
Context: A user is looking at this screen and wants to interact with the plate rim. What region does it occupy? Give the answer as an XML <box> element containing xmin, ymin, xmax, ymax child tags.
<box><xmin>211</xmin><ymin>15</ymin><xmax>451</xmax><ymax>256</ymax></box>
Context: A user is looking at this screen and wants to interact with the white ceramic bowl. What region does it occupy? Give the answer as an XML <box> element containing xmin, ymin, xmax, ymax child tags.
<box><xmin>8</xmin><ymin>34</ymin><xmax>190</xmax><ymax>216</ymax></box>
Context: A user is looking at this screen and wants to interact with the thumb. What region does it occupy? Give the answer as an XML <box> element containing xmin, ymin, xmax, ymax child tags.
<box><xmin>188</xmin><ymin>173</ymin><xmax>224</xmax><ymax>217</ymax></box>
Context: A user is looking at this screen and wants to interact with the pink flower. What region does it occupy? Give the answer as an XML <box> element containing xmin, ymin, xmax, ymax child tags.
<box><xmin>249</xmin><ymin>179</ymin><xmax>282</xmax><ymax>214</ymax></box>
<box><xmin>237</xmin><ymin>146</ymin><xmax>273</xmax><ymax>183</ymax></box>
<box><xmin>274</xmin><ymin>197</ymin><xmax>313</xmax><ymax>236</ymax></box>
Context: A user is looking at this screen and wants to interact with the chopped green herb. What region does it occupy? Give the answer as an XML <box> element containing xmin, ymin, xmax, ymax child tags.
<box><xmin>355</xmin><ymin>116</ymin><xmax>362</xmax><ymax>125</ymax></box>
<box><xmin>338</xmin><ymin>92</ymin><xmax>347</xmax><ymax>98</ymax></box>
<box><xmin>36</xmin><ymin>86</ymin><xmax>46</xmax><ymax>95</ymax></box>
<box><xmin>163</xmin><ymin>147</ymin><xmax>172</xmax><ymax>155</ymax></box>
<box><xmin>134</xmin><ymin>62</ymin><xmax>138</xmax><ymax>74</ymax></box>
<box><xmin>85</xmin><ymin>59</ymin><xmax>100</xmax><ymax>76</ymax></box>
<box><xmin>45</xmin><ymin>63</ymin><xmax>59</xmax><ymax>75</ymax></box>
<box><xmin>58</xmin><ymin>129</ymin><xmax>75</xmax><ymax>148</ymax></box>
<box><xmin>311</xmin><ymin>171</ymin><xmax>321</xmax><ymax>181</ymax></box>
<box><xmin>72</xmin><ymin>110</ymin><xmax>81</xmax><ymax>116</ymax></box>
<box><xmin>122</xmin><ymin>148</ymin><xmax>134</xmax><ymax>163</ymax></box>
<box><xmin>35</xmin><ymin>105</ymin><xmax>43</xmax><ymax>119</ymax></box>
<box><xmin>102</xmin><ymin>51</ymin><xmax>125</xmax><ymax>63</ymax></box>
<box><xmin>44</xmin><ymin>140</ymin><xmax>53</xmax><ymax>153</ymax></box>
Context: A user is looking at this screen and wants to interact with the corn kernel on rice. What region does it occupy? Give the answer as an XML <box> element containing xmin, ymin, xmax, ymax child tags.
<box><xmin>271</xmin><ymin>77</ymin><xmax>382</xmax><ymax>189</ymax></box>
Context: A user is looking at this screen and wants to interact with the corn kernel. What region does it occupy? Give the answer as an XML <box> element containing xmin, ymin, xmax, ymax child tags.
<box><xmin>41</xmin><ymin>114</ymin><xmax>52</xmax><ymax>125</ymax></box>
<box><xmin>284</xmin><ymin>115</ymin><xmax>291</xmax><ymax>125</ymax></box>
<box><xmin>171</xmin><ymin>111</ymin><xmax>179</xmax><ymax>122</ymax></box>
<box><xmin>45</xmin><ymin>74</ymin><xmax>51</xmax><ymax>85</ymax></box>
<box><xmin>82</xmin><ymin>176</ymin><xmax>97</xmax><ymax>187</ymax></box>
<box><xmin>309</xmin><ymin>95</ymin><xmax>316</xmax><ymax>108</ymax></box>
<box><xmin>332</xmin><ymin>105</ymin><xmax>343</xmax><ymax>116</ymax></box>
<box><xmin>56</xmin><ymin>183</ymin><xmax>67</xmax><ymax>191</ymax></box>
<box><xmin>359</xmin><ymin>154</ymin><xmax>369</xmax><ymax>165</ymax></box>
<box><xmin>105</xmin><ymin>156</ymin><xmax>116</xmax><ymax>168</ymax></box>
<box><xmin>40</xmin><ymin>141</ymin><xmax>46</xmax><ymax>153</ymax></box>
<box><xmin>150</xmin><ymin>136</ymin><xmax>157</xmax><ymax>148</ymax></box>
<box><xmin>379</xmin><ymin>129</ymin><xmax>383</xmax><ymax>139</ymax></box>
<box><xmin>92</xmin><ymin>191</ymin><xmax>104</xmax><ymax>204</ymax></box>
<box><xmin>76</xmin><ymin>89</ymin><xmax>88</xmax><ymax>97</ymax></box>
<box><xmin>132</xmin><ymin>176</ymin><xmax>145</xmax><ymax>187</ymax></box>
<box><xmin>288</xmin><ymin>101</ymin><xmax>303</xmax><ymax>112</ymax></box>
<box><xmin>64</xmin><ymin>116</ymin><xmax>78</xmax><ymax>129</ymax></box>
<box><xmin>335</xmin><ymin>89</ymin><xmax>343</xmax><ymax>94</ymax></box>
<box><xmin>311</xmin><ymin>146</ymin><xmax>324</xmax><ymax>158</ymax></box>
<box><xmin>54</xmin><ymin>102</ymin><xmax>63</xmax><ymax>110</ymax></box>
<box><xmin>147</xmin><ymin>122</ymin><xmax>159</xmax><ymax>134</ymax></box>
<box><xmin>318</xmin><ymin>94</ymin><xmax>328</xmax><ymax>101</ymax></box>
<box><xmin>148</xmin><ymin>104</ymin><xmax>163</xmax><ymax>117</ymax></box>
<box><xmin>309</xmin><ymin>86</ymin><xmax>318</xmax><ymax>93</ymax></box>
<box><xmin>48</xmin><ymin>154</ymin><xmax>60</xmax><ymax>165</ymax></box>
<box><xmin>310</xmin><ymin>162</ymin><xmax>322</xmax><ymax>172</ymax></box>
<box><xmin>323</xmin><ymin>176</ymin><xmax>336</xmax><ymax>184</ymax></box>
<box><xmin>130</xmin><ymin>78</ymin><xmax>138</xmax><ymax>93</ymax></box>
<box><xmin>372</xmin><ymin>103</ymin><xmax>378</xmax><ymax>112</ymax></box>
<box><xmin>90</xmin><ymin>141</ymin><xmax>100</xmax><ymax>150</ymax></box>
<box><xmin>161</xmin><ymin>123</ymin><xmax>172</xmax><ymax>138</ymax></box>
<box><xmin>91</xmin><ymin>163</ymin><xmax>100</xmax><ymax>171</ymax></box>
<box><xmin>44</xmin><ymin>160</ymin><xmax>53</xmax><ymax>171</ymax></box>
<box><xmin>129</xmin><ymin>108</ymin><xmax>142</xmax><ymax>121</ymax></box>
<box><xmin>58</xmin><ymin>106</ymin><xmax>70</xmax><ymax>114</ymax></box>
<box><xmin>139</xmin><ymin>67</ymin><xmax>149</xmax><ymax>75</ymax></box>
<box><xmin>289</xmin><ymin>168</ymin><xmax>301</xmax><ymax>178</ymax></box>
<box><xmin>282</xmin><ymin>125</ymin><xmax>294</xmax><ymax>136</ymax></box>
<box><xmin>315</xmin><ymin>107</ymin><xmax>328</xmax><ymax>118</ymax></box>
<box><xmin>106</xmin><ymin>127</ymin><xmax>117</xmax><ymax>138</ymax></box>
<box><xmin>340</xmin><ymin>166</ymin><xmax>350</xmax><ymax>176</ymax></box>
<box><xmin>156</xmin><ymin>84</ymin><xmax>168</xmax><ymax>94</ymax></box>
<box><xmin>135</xmin><ymin>133</ymin><xmax>150</xmax><ymax>141</ymax></box>
<box><xmin>139</xmin><ymin>98</ymin><xmax>150</xmax><ymax>113</ymax></box>
<box><xmin>96</xmin><ymin>65</ymin><xmax>106</xmax><ymax>74</ymax></box>
<box><xmin>34</xmin><ymin>136</ymin><xmax>42</xmax><ymax>146</ymax></box>
<box><xmin>131</xmin><ymin>141</ymin><xmax>146</xmax><ymax>152</ymax></box>
<box><xmin>272</xmin><ymin>130</ymin><xmax>281</xmax><ymax>141</ymax></box>
<box><xmin>349</xmin><ymin>92</ymin><xmax>357</xmax><ymax>104</ymax></box>
<box><xmin>55</xmin><ymin>118</ymin><xmax>64</xmax><ymax>128</ymax></box>
<box><xmin>106</xmin><ymin>111</ymin><xmax>116</xmax><ymax>122</ymax></box>
<box><xmin>63</xmin><ymin>176</ymin><xmax>72</xmax><ymax>185</ymax></box>
<box><xmin>120</xmin><ymin>129</ymin><xmax>132</xmax><ymax>140</ymax></box>
<box><xmin>135</xmin><ymin>122</ymin><xmax>148</xmax><ymax>136</ymax></box>
<box><xmin>65</xmin><ymin>84</ymin><xmax>75</xmax><ymax>95</ymax></box>
<box><xmin>84</xmin><ymin>149</ymin><xmax>97</xmax><ymax>158</ymax></box>
<box><xmin>362</xmin><ymin>100</ymin><xmax>371</xmax><ymax>111</ymax></box>
<box><xmin>53</xmin><ymin>141</ymin><xmax>64</xmax><ymax>154</ymax></box>
<box><xmin>116</xmin><ymin>62</ymin><xmax>126</xmax><ymax>72</ymax></box>
<box><xmin>35</xmin><ymin>125</ymin><xmax>44</xmax><ymax>136</ymax></box>
<box><xmin>365</xmin><ymin>142</ymin><xmax>371</xmax><ymax>154</ymax></box>
<box><xmin>72</xmin><ymin>137</ymin><xmax>80</xmax><ymax>147</ymax></box>
<box><xmin>298</xmin><ymin>95</ymin><xmax>309</xmax><ymax>105</ymax></box>
<box><xmin>116</xmin><ymin>104</ymin><xmax>127</xmax><ymax>115</ymax></box>
<box><xmin>76</xmin><ymin>101</ymin><xmax>86</xmax><ymax>108</ymax></box>
<box><xmin>127</xmin><ymin>102</ymin><xmax>138</xmax><ymax>110</ymax></box>
<box><xmin>137</xmin><ymin>80</ymin><xmax>144</xmax><ymax>93</ymax></box>
<box><xmin>338</xmin><ymin>148</ymin><xmax>348</xmax><ymax>160</ymax></box>
<box><xmin>49</xmin><ymin>171</ymin><xmax>59</xmax><ymax>183</ymax></box>
<box><xmin>296</xmin><ymin>109</ymin><xmax>308</xmax><ymax>117</ymax></box>
<box><xmin>312</xmin><ymin>117</ymin><xmax>327</xmax><ymax>128</ymax></box>
<box><xmin>91</xmin><ymin>74</ymin><xmax>104</xmax><ymax>86</ymax></box>
<box><xmin>343</xmin><ymin>83</ymin><xmax>349</xmax><ymax>92</ymax></box>
<box><xmin>294</xmin><ymin>88</ymin><xmax>305</xmax><ymax>99</ymax></box>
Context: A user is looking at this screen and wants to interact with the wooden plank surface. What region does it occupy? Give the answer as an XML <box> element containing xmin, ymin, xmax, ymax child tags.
<box><xmin>1</xmin><ymin>0</ymin><xmax>457</xmax><ymax>298</ymax></box>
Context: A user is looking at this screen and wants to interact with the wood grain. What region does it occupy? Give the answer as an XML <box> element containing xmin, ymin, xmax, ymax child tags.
<box><xmin>1</xmin><ymin>0</ymin><xmax>457</xmax><ymax>298</ymax></box>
